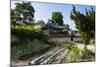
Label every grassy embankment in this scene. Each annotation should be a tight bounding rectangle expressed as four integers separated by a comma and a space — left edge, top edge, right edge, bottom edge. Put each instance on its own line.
11, 25, 54, 60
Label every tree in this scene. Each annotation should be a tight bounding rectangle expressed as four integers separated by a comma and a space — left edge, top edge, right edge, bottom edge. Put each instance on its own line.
15, 2, 35, 21
11, 9, 17, 26
37, 20, 45, 26
70, 6, 95, 59
37, 20, 45, 25
11, 9, 15, 17
70, 6, 95, 53
64, 24, 70, 31
52, 12, 63, 25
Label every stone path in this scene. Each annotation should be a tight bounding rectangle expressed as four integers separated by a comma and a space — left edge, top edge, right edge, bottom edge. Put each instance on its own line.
76, 43, 95, 53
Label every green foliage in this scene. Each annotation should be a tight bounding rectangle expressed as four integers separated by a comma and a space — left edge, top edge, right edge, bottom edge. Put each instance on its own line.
80, 32, 91, 45
52, 12, 63, 25
66, 44, 81, 62
37, 20, 45, 25
11, 9, 16, 17
85, 50, 95, 59
70, 6, 95, 45
71, 46, 81, 61
11, 19, 16, 26
66, 44, 95, 62
63, 24, 70, 31
11, 41, 49, 59
14, 2, 35, 21
56, 42, 76, 50
11, 25, 48, 42
81, 49, 95, 60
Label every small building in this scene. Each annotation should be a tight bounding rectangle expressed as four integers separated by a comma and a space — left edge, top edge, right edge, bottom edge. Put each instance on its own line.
11, 16, 35, 25
41, 19, 70, 37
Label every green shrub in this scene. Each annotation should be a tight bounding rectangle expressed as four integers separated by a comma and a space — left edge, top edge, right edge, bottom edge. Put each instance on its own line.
81, 49, 95, 60
66, 45, 95, 62
58, 42, 76, 50
11, 41, 49, 60
11, 25, 48, 42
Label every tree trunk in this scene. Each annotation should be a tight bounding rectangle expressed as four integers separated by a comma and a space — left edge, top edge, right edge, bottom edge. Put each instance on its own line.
82, 44, 88, 59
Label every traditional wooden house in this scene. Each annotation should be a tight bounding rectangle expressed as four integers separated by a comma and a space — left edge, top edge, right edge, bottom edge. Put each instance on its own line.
11, 16, 35, 25
41, 19, 70, 37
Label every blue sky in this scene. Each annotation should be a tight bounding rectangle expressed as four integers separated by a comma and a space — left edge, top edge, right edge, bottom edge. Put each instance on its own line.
11, 1, 95, 30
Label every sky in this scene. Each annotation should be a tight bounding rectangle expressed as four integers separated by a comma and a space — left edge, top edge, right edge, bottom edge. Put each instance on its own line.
11, 1, 95, 30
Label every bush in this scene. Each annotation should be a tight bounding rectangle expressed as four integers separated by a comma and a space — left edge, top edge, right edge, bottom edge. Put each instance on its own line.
81, 49, 95, 60
57, 42, 76, 50
11, 41, 50, 60
11, 25, 48, 42
66, 45, 95, 62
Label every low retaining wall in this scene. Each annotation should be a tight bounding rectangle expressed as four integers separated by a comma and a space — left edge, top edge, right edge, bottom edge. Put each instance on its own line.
11, 35, 83, 43
50, 37, 83, 43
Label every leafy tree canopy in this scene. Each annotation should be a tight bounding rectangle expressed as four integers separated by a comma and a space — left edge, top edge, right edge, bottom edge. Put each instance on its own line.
70, 6, 95, 45
14, 2, 35, 21
52, 12, 63, 25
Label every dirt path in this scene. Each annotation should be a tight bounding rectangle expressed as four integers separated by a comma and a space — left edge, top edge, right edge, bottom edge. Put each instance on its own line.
76, 43, 95, 53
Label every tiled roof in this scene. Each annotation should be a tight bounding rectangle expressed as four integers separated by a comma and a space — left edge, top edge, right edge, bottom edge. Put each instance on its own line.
16, 20, 34, 25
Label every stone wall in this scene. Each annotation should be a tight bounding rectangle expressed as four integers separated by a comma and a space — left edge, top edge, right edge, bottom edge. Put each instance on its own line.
11, 35, 83, 43
50, 37, 83, 43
